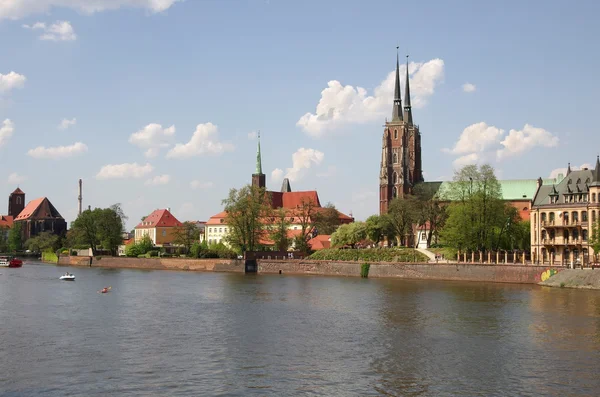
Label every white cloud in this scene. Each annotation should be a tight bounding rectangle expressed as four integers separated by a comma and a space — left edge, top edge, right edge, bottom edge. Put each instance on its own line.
282, 148, 325, 182
0, 72, 26, 94
58, 118, 76, 130
297, 58, 445, 137
271, 168, 283, 182
129, 123, 175, 158
248, 131, 257, 140
1, 0, 181, 19
0, 119, 15, 148
24, 20, 76, 41
96, 162, 154, 180
496, 124, 559, 160
190, 180, 214, 189
462, 83, 476, 93
27, 142, 87, 159
316, 165, 337, 178
7, 172, 26, 184
166, 122, 234, 159
145, 174, 170, 186
444, 122, 504, 155
549, 163, 593, 179
444, 122, 559, 167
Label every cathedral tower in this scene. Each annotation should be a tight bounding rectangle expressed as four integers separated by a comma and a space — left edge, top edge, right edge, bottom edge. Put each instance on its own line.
379, 52, 424, 214
252, 131, 266, 189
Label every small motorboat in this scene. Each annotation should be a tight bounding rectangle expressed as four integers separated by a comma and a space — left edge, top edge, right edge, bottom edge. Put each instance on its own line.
0, 256, 9, 267
60, 273, 75, 281
8, 258, 23, 268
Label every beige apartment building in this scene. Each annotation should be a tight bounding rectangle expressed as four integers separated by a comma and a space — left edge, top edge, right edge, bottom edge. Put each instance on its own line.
530, 158, 600, 266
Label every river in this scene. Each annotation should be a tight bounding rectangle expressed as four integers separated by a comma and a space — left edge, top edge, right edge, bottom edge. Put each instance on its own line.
1, 262, 600, 396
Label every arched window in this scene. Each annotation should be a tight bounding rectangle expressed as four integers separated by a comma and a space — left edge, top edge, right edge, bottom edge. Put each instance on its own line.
393, 153, 397, 163
542, 230, 547, 240
593, 210, 597, 222
593, 193, 597, 203
16, 196, 21, 205
583, 230, 588, 241
392, 187, 398, 198
549, 212, 555, 222
572, 211, 579, 222
582, 211, 588, 222
541, 213, 547, 222
392, 172, 397, 184
573, 229, 579, 240
563, 230, 569, 240
394, 129, 398, 139
549, 229, 555, 239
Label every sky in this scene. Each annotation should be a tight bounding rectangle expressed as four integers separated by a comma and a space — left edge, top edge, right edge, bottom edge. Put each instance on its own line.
1, 0, 600, 230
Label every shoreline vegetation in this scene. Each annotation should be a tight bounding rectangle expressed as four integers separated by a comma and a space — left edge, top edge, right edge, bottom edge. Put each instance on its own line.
306, 248, 429, 262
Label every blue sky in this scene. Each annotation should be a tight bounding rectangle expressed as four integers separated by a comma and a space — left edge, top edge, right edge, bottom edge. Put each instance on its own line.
1, 0, 599, 229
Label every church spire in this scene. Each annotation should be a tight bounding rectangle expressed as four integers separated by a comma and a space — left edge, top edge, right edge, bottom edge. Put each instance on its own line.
392, 47, 403, 122
403, 55, 413, 125
255, 130, 262, 174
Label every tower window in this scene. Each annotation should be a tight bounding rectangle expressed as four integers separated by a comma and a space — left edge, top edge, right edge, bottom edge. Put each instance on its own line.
16, 197, 21, 205
393, 172, 397, 184
393, 152, 398, 163
394, 129, 398, 139
392, 187, 398, 198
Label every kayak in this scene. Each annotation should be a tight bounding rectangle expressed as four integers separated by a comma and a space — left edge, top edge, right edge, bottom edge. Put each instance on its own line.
99, 286, 112, 294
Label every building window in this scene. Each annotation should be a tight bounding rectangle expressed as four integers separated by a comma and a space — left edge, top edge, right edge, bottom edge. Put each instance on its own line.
583, 230, 588, 241
583, 211, 588, 222
573, 229, 580, 240
162, 230, 166, 237
16, 196, 21, 205
549, 212, 555, 222
393, 152, 398, 163
394, 129, 398, 139
593, 193, 597, 203
542, 230, 547, 240
541, 213, 546, 222
549, 229, 555, 240
392, 187, 398, 198
421, 233, 426, 241
219, 228, 222, 233
572, 211, 579, 223
393, 172, 397, 184
593, 211, 597, 222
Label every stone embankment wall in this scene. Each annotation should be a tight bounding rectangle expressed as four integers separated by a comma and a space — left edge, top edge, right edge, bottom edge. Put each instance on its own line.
57, 255, 244, 273
55, 256, 561, 284
260, 260, 557, 284
539, 269, 600, 290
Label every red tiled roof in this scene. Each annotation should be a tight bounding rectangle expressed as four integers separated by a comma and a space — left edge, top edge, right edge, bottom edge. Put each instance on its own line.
206, 211, 227, 225
308, 234, 331, 250
0, 215, 14, 228
123, 238, 134, 246
14, 197, 63, 221
258, 228, 304, 246
281, 191, 321, 209
136, 209, 183, 229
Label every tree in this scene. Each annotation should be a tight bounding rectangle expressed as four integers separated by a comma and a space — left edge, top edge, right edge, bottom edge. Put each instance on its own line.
365, 214, 394, 246
70, 204, 126, 256
8, 222, 23, 252
588, 220, 600, 262
173, 221, 201, 254
440, 164, 505, 251
25, 231, 60, 253
331, 222, 367, 248
387, 196, 419, 246
312, 202, 341, 235
223, 184, 273, 252
269, 208, 291, 251
413, 183, 447, 247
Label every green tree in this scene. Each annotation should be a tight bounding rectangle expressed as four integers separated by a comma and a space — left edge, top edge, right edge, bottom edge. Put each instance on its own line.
223, 184, 273, 252
440, 164, 505, 251
365, 214, 393, 246
8, 222, 23, 252
312, 202, 341, 235
269, 208, 291, 251
413, 183, 447, 247
70, 204, 126, 256
387, 196, 419, 246
331, 222, 367, 248
173, 221, 201, 254
25, 231, 61, 253
137, 234, 154, 254
588, 220, 600, 262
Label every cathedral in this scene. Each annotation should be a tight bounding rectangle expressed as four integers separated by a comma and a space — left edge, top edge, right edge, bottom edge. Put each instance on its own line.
379, 52, 424, 214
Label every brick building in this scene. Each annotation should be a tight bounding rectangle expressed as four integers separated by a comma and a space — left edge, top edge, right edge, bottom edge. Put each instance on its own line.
14, 197, 67, 241
135, 208, 183, 246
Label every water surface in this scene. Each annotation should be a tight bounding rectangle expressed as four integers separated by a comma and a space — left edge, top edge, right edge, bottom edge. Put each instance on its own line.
1, 262, 600, 396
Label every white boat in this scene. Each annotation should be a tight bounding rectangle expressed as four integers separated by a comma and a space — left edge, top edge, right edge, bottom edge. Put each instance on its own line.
0, 256, 8, 267
60, 273, 75, 281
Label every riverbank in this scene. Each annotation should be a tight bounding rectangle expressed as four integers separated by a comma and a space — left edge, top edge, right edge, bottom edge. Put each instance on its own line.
52, 255, 562, 284
539, 269, 600, 290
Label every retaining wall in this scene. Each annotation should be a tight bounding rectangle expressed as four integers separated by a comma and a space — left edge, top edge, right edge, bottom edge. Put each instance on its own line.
55, 256, 562, 284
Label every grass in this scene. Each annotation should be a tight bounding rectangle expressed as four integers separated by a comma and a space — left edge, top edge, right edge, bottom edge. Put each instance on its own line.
428, 247, 458, 260
361, 263, 370, 278
308, 248, 429, 263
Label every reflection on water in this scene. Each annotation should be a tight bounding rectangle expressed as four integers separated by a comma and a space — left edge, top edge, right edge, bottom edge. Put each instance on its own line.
1, 263, 600, 396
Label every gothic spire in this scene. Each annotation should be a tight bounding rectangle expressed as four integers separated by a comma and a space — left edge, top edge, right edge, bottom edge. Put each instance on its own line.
392, 47, 403, 122
255, 131, 263, 175
403, 55, 413, 125
594, 155, 600, 183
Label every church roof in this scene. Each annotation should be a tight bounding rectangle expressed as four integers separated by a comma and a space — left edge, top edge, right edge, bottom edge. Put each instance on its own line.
14, 197, 64, 221
136, 209, 182, 229
11, 187, 24, 195
0, 215, 13, 228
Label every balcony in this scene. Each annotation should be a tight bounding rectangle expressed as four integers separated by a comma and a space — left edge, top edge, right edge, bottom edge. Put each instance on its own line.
541, 239, 555, 245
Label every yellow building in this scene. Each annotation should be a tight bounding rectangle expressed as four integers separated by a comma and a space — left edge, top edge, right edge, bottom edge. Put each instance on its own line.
530, 158, 600, 266
135, 208, 183, 247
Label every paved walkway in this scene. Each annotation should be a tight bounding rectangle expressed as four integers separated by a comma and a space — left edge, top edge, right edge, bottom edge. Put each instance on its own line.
416, 248, 437, 262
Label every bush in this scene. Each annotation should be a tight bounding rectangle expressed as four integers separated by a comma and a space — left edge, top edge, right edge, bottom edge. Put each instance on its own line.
148, 250, 159, 257
307, 248, 428, 262
70, 250, 78, 256
361, 263, 370, 278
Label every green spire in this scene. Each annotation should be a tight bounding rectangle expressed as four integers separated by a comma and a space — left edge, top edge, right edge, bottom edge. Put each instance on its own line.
255, 130, 263, 174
